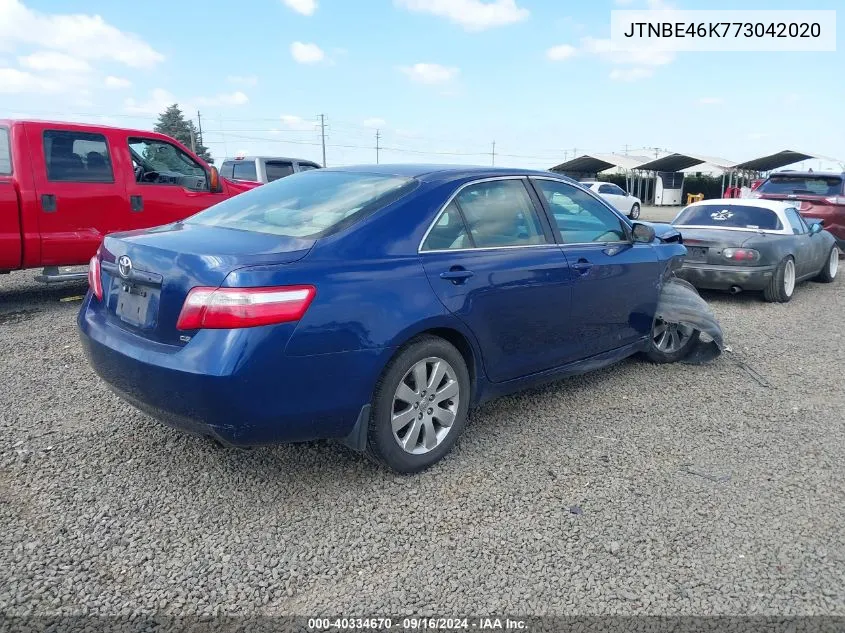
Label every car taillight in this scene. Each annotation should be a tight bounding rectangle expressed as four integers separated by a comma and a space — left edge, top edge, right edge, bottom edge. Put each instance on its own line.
176, 285, 316, 330
824, 196, 845, 205
87, 255, 103, 301
722, 248, 760, 262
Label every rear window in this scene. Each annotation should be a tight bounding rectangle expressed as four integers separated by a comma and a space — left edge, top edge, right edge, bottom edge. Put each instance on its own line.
758, 175, 843, 196
186, 170, 416, 238
674, 204, 783, 231
0, 127, 10, 175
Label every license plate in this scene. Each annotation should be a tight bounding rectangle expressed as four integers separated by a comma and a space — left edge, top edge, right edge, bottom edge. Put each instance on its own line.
116, 285, 151, 327
686, 246, 709, 262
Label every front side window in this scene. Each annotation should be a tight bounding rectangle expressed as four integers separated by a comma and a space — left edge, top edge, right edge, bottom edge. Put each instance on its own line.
232, 160, 259, 182
609, 184, 627, 196
0, 127, 11, 175
265, 161, 295, 181
128, 138, 207, 191
673, 204, 783, 231
785, 208, 807, 234
534, 179, 628, 244
43, 130, 113, 182
449, 179, 546, 249
187, 170, 415, 238
297, 163, 319, 172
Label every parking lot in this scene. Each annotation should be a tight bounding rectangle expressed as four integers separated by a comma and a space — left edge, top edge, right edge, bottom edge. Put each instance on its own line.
1, 232, 844, 616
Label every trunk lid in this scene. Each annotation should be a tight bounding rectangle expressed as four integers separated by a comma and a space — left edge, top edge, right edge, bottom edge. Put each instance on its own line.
675, 228, 763, 264
98, 222, 314, 345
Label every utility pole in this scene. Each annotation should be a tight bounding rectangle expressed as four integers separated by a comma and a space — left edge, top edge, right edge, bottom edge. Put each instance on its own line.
624, 144, 629, 155
375, 129, 381, 164
491, 141, 496, 166
189, 128, 197, 153
319, 114, 327, 167
573, 147, 577, 158
197, 110, 203, 148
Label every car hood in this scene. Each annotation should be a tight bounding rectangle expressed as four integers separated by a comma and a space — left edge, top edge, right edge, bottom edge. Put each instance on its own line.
639, 221, 682, 243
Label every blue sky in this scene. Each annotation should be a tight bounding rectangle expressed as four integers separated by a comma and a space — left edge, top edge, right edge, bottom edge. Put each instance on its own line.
1, 0, 843, 170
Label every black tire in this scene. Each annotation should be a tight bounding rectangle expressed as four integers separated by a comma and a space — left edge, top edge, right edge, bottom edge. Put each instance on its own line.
814, 246, 839, 283
642, 319, 700, 364
763, 256, 795, 303
629, 204, 640, 220
366, 335, 470, 474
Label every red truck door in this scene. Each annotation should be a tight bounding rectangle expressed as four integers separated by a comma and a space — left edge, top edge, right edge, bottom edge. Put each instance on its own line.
123, 134, 228, 229
0, 124, 21, 270
25, 122, 127, 267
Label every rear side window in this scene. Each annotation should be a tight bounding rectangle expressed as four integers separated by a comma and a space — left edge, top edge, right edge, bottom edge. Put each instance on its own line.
43, 130, 113, 182
452, 179, 546, 248
220, 161, 235, 179
265, 161, 294, 182
187, 170, 416, 238
674, 204, 783, 230
0, 127, 10, 175
232, 160, 258, 181
298, 163, 319, 172
421, 201, 471, 251
758, 175, 843, 196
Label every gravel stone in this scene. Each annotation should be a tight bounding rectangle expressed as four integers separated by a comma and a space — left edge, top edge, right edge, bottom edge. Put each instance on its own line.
1, 248, 844, 616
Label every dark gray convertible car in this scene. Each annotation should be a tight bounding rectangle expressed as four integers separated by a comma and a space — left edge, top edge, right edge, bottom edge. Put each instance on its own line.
671, 199, 839, 302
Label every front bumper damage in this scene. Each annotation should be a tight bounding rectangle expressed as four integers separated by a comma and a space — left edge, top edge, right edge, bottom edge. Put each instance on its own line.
656, 277, 725, 364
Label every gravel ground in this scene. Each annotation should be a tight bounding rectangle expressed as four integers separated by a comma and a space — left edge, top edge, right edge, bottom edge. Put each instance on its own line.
1, 258, 844, 618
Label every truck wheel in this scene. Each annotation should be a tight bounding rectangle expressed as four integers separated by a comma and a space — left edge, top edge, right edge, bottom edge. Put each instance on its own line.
366, 335, 470, 474
763, 257, 795, 302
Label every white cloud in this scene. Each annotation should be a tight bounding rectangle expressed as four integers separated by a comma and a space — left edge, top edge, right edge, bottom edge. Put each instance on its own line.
197, 91, 249, 107
279, 114, 316, 131
546, 44, 577, 61
698, 97, 724, 105
363, 117, 387, 128
282, 0, 317, 15
609, 67, 653, 82
227, 75, 258, 86
400, 62, 459, 84
290, 41, 325, 64
18, 51, 91, 72
104, 75, 131, 89
0, 0, 164, 68
0, 67, 64, 93
581, 37, 674, 66
124, 88, 176, 115
395, 0, 528, 31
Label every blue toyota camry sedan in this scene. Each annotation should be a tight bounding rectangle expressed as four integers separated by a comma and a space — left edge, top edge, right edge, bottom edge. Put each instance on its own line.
79, 165, 713, 473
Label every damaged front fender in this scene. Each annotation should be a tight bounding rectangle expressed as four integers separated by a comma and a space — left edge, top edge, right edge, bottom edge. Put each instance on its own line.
656, 276, 725, 364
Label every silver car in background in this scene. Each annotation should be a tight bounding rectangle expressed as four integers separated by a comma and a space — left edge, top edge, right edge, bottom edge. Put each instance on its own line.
219, 155, 322, 184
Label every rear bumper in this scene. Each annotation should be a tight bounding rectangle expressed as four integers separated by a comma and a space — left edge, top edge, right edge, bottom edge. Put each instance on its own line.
78, 297, 387, 447
675, 262, 776, 291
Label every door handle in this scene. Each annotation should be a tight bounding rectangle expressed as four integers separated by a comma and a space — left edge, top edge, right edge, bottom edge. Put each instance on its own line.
572, 258, 593, 274
440, 267, 474, 284
130, 195, 143, 212
41, 194, 56, 213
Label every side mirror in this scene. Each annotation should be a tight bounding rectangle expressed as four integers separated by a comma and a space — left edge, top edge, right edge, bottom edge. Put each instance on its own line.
209, 166, 223, 193
631, 222, 655, 243
808, 221, 823, 235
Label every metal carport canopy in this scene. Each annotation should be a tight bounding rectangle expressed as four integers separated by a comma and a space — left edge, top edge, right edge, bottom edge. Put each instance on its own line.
731, 150, 840, 172
549, 153, 649, 173
634, 153, 736, 172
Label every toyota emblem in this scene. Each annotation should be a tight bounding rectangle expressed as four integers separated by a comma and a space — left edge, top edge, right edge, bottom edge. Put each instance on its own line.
117, 255, 133, 279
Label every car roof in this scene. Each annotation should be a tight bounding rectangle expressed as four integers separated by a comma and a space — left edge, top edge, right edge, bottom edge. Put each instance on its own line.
222, 156, 320, 163
321, 163, 573, 183
768, 171, 844, 178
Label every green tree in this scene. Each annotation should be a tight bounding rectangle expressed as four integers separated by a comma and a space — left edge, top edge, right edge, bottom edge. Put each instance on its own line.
153, 104, 213, 164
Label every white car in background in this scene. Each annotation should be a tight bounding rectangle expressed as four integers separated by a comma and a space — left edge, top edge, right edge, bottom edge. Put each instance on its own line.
581, 181, 642, 219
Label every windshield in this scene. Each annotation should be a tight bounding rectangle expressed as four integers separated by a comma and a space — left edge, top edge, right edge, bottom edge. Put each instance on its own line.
186, 170, 415, 238
758, 175, 843, 196
673, 204, 783, 230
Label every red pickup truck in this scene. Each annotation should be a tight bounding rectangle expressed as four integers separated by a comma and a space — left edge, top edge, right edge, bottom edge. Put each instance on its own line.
0, 119, 255, 282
